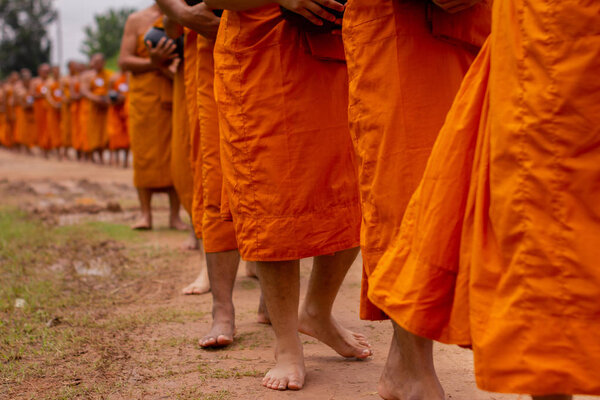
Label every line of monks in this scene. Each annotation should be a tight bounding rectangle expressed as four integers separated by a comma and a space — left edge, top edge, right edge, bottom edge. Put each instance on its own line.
0, 58, 130, 167
3, 0, 599, 399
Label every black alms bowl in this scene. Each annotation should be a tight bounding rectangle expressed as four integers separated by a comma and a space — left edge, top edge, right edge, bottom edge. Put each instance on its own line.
280, 0, 347, 34
144, 27, 184, 59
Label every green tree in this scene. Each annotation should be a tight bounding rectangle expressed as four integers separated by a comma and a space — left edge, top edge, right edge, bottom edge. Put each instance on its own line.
80, 8, 135, 60
0, 0, 57, 77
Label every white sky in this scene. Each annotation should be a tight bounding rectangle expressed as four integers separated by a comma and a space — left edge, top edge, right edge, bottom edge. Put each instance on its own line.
49, 0, 153, 68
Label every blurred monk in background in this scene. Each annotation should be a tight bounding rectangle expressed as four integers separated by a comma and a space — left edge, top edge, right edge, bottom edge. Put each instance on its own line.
81, 54, 112, 164
107, 71, 130, 168
68, 62, 84, 161
45, 66, 63, 155
15, 69, 36, 153
119, 2, 188, 231
59, 61, 78, 160
32, 64, 51, 155
5, 72, 20, 150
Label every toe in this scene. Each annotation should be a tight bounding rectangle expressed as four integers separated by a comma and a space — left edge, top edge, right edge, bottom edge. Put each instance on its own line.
216, 335, 234, 346
288, 376, 303, 390
199, 336, 216, 348
277, 377, 289, 391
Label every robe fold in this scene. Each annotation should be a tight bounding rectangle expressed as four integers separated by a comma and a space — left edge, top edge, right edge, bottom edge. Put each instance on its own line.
60, 81, 72, 149
342, 0, 483, 320
214, 6, 360, 261
70, 81, 83, 152
194, 33, 237, 253
129, 24, 173, 189
171, 44, 195, 215
370, 0, 600, 395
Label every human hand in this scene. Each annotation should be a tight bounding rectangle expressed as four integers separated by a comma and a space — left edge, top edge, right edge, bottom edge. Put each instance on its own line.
277, 0, 344, 26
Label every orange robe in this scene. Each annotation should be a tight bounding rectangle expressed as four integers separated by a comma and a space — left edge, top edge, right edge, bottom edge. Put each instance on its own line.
16, 97, 37, 148
214, 6, 360, 260
185, 30, 203, 238
0, 107, 6, 147
129, 26, 173, 189
82, 70, 112, 152
193, 33, 238, 253
70, 81, 82, 151
60, 81, 72, 149
171, 36, 194, 215
107, 75, 130, 150
34, 83, 49, 149
6, 87, 17, 147
342, 0, 487, 320
370, 0, 600, 395
46, 81, 62, 149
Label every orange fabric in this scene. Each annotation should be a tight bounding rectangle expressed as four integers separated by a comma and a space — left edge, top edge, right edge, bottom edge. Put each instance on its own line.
370, 0, 600, 395
171, 56, 194, 215
194, 34, 237, 253
46, 81, 62, 149
5, 87, 16, 147
214, 6, 360, 261
0, 109, 6, 147
60, 80, 72, 148
342, 0, 480, 320
70, 81, 82, 151
129, 30, 173, 189
184, 30, 203, 238
16, 100, 36, 148
83, 69, 112, 152
34, 83, 48, 149
107, 75, 130, 150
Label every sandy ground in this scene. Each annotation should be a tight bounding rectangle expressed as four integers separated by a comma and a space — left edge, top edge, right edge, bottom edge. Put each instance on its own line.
0, 148, 592, 400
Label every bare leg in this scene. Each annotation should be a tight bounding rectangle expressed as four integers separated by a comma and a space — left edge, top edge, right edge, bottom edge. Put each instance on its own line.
257, 292, 270, 325
131, 188, 152, 230
532, 396, 572, 400
123, 149, 129, 168
200, 249, 240, 348
378, 322, 444, 400
167, 187, 189, 230
245, 261, 258, 278
298, 247, 372, 359
256, 260, 305, 391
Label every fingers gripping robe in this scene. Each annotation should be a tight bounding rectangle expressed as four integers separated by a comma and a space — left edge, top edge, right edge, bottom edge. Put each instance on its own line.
278, 0, 345, 25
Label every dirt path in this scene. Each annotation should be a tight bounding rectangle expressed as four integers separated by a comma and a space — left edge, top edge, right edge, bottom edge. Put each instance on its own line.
0, 149, 570, 400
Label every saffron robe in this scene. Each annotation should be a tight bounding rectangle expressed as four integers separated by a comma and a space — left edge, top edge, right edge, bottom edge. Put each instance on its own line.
214, 6, 361, 260
107, 75, 130, 151
370, 0, 600, 395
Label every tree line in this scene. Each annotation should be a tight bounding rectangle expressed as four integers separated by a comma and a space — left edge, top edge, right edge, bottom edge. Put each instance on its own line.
0, 0, 134, 77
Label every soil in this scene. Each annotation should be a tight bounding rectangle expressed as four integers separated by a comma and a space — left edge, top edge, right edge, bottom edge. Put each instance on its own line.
0, 149, 581, 400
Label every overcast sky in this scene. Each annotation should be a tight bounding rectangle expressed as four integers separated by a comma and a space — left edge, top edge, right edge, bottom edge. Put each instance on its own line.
48, 0, 153, 67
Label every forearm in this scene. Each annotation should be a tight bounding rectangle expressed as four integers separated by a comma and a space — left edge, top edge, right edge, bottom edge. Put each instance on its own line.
156, 0, 188, 24
204, 0, 273, 11
164, 15, 184, 39
119, 55, 156, 74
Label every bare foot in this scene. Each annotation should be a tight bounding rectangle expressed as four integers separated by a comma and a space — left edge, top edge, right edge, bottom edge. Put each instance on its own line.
182, 269, 210, 295
131, 216, 152, 230
170, 217, 190, 231
298, 311, 372, 359
257, 294, 270, 325
245, 261, 258, 278
378, 325, 444, 400
182, 231, 200, 250
199, 304, 235, 348
262, 344, 305, 391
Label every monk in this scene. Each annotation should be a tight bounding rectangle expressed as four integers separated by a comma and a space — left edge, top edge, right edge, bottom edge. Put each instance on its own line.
107, 71, 130, 168
5, 72, 20, 150
337, 0, 491, 398
369, 0, 600, 399
68, 63, 85, 161
81, 54, 112, 164
204, 0, 371, 391
31, 64, 51, 154
45, 66, 63, 153
59, 61, 78, 160
161, 18, 198, 249
15, 69, 37, 153
119, 3, 188, 231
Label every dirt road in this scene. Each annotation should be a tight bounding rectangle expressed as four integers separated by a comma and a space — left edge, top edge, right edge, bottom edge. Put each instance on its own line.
0, 149, 573, 400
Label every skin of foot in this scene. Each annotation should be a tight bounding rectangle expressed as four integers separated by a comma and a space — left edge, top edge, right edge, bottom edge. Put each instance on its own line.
298, 310, 372, 359
377, 323, 444, 400
182, 269, 210, 295
199, 303, 235, 348
262, 341, 306, 391
131, 215, 152, 230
